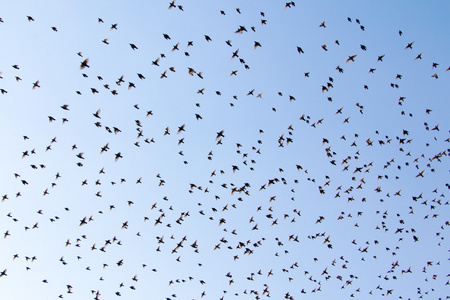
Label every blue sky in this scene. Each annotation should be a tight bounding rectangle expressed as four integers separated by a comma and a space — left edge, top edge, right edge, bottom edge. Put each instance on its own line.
0, 1, 449, 299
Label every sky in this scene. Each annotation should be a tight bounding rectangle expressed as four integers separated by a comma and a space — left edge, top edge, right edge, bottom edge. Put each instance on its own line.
0, 0, 449, 299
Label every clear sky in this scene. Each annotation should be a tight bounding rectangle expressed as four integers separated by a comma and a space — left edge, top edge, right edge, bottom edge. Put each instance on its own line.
0, 1, 449, 299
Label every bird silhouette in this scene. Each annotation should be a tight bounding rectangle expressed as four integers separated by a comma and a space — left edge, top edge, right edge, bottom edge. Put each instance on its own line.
80, 59, 89, 69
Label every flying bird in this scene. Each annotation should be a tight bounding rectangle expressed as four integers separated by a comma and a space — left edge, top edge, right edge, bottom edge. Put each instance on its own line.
405, 41, 414, 49
80, 59, 89, 69
346, 55, 357, 63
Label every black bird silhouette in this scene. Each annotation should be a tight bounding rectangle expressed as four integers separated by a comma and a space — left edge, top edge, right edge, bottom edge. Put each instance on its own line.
405, 41, 414, 49
80, 59, 89, 69
346, 55, 357, 63
115, 152, 123, 161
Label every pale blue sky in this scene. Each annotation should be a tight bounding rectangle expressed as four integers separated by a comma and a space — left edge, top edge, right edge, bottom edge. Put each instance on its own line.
0, 1, 449, 299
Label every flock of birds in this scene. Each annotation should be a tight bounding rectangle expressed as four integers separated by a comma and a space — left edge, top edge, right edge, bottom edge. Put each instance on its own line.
0, 1, 449, 300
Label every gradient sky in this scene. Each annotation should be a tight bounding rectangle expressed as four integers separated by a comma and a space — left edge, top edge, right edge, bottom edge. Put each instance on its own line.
0, 1, 449, 299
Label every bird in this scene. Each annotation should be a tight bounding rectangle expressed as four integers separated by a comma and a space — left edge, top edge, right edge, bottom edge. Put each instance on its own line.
29, 80, 41, 91
216, 130, 225, 140
152, 58, 160, 66
80, 59, 89, 69
346, 55, 357, 63
188, 68, 196, 76
115, 152, 123, 161
177, 124, 185, 134
231, 49, 239, 59
405, 41, 414, 49
116, 75, 125, 85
